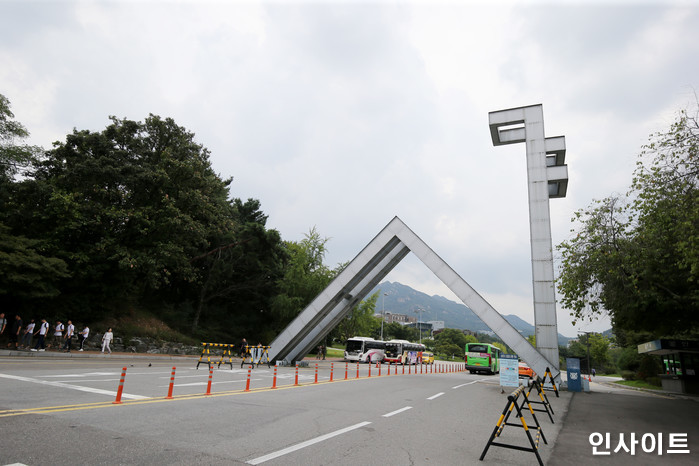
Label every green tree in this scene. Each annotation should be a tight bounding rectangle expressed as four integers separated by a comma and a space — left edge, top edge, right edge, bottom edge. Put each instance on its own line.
189, 199, 287, 339
380, 322, 419, 342
334, 293, 380, 342
589, 333, 612, 372
464, 334, 478, 345
0, 224, 69, 301
0, 93, 41, 181
435, 328, 468, 349
434, 328, 470, 358
4, 114, 239, 322
0, 94, 69, 311
270, 228, 338, 331
557, 106, 698, 336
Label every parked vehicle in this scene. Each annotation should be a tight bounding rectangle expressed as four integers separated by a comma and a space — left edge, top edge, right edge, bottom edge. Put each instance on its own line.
344, 337, 386, 363
384, 339, 425, 364
518, 361, 535, 378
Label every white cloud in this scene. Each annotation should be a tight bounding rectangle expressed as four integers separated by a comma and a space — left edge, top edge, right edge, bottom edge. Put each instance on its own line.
2, 0, 695, 340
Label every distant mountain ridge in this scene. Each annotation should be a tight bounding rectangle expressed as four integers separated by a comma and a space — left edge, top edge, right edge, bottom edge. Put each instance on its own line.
370, 281, 573, 346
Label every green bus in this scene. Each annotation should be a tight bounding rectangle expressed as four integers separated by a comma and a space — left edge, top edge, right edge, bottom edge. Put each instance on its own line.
465, 342, 501, 374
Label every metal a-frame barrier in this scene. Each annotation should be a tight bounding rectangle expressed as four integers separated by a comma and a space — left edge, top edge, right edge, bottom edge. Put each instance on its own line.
268, 216, 560, 384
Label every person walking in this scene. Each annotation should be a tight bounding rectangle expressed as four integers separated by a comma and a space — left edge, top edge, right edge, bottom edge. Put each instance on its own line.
101, 328, 113, 354
51, 320, 64, 349
20, 318, 35, 349
78, 325, 89, 351
31, 319, 49, 351
62, 320, 75, 352
8, 315, 22, 349
0, 313, 6, 344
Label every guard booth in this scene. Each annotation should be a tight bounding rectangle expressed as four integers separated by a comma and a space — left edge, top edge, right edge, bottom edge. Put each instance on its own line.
638, 339, 699, 394
566, 357, 582, 392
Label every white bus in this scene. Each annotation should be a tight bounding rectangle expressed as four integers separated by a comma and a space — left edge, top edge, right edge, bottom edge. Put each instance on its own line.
384, 339, 426, 365
344, 337, 386, 363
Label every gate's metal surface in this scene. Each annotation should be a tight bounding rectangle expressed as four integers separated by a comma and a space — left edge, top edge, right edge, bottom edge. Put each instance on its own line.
488, 104, 568, 374
268, 217, 560, 382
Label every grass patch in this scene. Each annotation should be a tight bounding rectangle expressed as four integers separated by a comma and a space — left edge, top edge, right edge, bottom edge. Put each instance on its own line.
614, 380, 663, 391
98, 309, 197, 345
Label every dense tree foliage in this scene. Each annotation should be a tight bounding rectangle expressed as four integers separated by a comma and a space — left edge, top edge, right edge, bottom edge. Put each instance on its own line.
0, 97, 293, 343
0, 94, 41, 181
270, 228, 340, 337
1, 94, 69, 309
557, 106, 698, 336
332, 292, 380, 342
432, 328, 468, 358
566, 333, 613, 373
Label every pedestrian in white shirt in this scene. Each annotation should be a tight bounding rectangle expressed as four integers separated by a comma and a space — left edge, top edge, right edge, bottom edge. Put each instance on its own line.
31, 319, 49, 351
101, 328, 113, 354
78, 325, 89, 351
51, 321, 64, 349
21, 319, 35, 349
62, 320, 75, 352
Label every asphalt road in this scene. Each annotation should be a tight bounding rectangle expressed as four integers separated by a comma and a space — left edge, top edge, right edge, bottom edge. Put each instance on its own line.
0, 355, 571, 465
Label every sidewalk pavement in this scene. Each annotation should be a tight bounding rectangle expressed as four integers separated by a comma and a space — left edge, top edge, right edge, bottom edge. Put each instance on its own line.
549, 383, 699, 464
0, 348, 199, 360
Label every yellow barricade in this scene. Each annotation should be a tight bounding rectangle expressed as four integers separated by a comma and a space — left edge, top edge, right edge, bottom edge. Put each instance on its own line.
539, 366, 560, 397
196, 343, 234, 370
240, 345, 271, 368
479, 385, 547, 466
526, 378, 555, 423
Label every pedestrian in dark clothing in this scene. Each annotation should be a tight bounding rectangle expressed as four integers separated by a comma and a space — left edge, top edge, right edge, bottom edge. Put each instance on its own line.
8, 315, 22, 349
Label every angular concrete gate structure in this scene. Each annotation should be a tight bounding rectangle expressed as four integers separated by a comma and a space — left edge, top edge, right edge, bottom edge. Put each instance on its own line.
268, 216, 560, 382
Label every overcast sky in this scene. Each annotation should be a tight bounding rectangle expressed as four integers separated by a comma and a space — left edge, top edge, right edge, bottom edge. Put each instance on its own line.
2, 0, 697, 338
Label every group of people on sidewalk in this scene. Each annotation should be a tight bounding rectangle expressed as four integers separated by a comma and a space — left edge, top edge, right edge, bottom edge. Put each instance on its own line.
0, 313, 114, 354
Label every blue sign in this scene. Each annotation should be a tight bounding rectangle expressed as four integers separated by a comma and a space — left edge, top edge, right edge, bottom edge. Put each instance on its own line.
566, 357, 582, 392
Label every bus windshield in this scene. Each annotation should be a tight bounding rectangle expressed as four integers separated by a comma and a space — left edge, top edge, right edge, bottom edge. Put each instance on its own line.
345, 340, 365, 353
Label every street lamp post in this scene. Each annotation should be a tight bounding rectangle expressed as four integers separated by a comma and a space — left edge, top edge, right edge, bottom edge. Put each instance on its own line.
381, 292, 387, 341
414, 308, 424, 344
579, 332, 592, 379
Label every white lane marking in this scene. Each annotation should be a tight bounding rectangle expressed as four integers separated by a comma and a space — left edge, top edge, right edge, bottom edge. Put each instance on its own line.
42, 371, 171, 378
427, 392, 444, 400
452, 378, 488, 389
158, 374, 213, 379
382, 406, 412, 417
247, 421, 372, 465
49, 378, 122, 383
165, 378, 264, 387
0, 373, 148, 400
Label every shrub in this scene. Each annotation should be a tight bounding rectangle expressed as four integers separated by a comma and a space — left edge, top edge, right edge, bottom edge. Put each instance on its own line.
620, 370, 636, 381
644, 376, 662, 387
637, 355, 661, 380
616, 346, 641, 372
